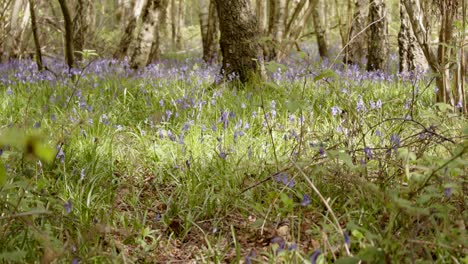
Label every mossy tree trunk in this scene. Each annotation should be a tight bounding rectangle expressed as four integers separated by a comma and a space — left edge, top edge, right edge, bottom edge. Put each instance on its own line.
215, 0, 260, 83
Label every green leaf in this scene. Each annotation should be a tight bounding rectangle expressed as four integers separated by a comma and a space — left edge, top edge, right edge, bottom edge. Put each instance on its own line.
357, 247, 385, 263
434, 103, 453, 113
0, 250, 27, 262
286, 99, 305, 112
264, 61, 288, 74
313, 69, 338, 82
32, 141, 55, 163
335, 256, 360, 264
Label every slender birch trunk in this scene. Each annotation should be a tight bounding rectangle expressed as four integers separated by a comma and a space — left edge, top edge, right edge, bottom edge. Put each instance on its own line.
130, 0, 161, 69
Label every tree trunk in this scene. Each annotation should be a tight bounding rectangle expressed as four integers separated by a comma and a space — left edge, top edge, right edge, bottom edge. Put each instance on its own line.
175, 0, 184, 50
215, 0, 260, 82
269, 0, 285, 60
72, 0, 91, 61
171, 0, 176, 46
28, 0, 43, 70
256, 0, 267, 35
5, 0, 30, 61
280, 0, 315, 58
343, 0, 367, 66
115, 0, 145, 59
402, 0, 459, 106
366, 0, 388, 71
116, 0, 134, 25
58, 0, 74, 69
398, 0, 427, 72
199, 0, 219, 63
130, 0, 161, 69
311, 0, 328, 58
159, 0, 169, 37
284, 0, 307, 39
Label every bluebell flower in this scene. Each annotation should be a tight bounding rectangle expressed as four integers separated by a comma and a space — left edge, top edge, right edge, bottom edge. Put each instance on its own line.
80, 169, 85, 180
344, 230, 350, 246
364, 147, 373, 159
288, 243, 297, 250
444, 187, 453, 198
390, 134, 401, 148
57, 146, 65, 163
356, 96, 366, 112
154, 213, 161, 222
331, 106, 342, 116
218, 151, 227, 160
219, 111, 229, 130
319, 147, 326, 157
301, 194, 311, 206
165, 110, 172, 121
376, 99, 382, 109
64, 199, 73, 214
310, 249, 321, 264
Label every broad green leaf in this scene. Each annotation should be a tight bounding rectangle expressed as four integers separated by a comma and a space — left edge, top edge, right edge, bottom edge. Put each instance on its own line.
357, 247, 385, 262
335, 256, 360, 264
313, 69, 338, 82
32, 141, 56, 163
0, 250, 27, 262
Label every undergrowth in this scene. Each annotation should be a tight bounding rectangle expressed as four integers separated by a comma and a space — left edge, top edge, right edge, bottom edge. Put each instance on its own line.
0, 57, 466, 263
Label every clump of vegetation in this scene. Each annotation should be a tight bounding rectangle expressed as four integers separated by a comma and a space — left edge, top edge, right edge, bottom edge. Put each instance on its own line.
0, 55, 466, 263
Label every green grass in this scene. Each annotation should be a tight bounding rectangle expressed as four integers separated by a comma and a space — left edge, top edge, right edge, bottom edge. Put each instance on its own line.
0, 61, 466, 263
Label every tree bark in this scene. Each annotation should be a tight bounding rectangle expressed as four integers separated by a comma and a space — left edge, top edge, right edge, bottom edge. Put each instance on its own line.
271, 0, 286, 60
256, 0, 267, 35
28, 0, 43, 70
343, 0, 367, 67
215, 0, 260, 82
311, 0, 328, 58
5, 0, 30, 61
171, 0, 176, 46
398, 0, 427, 72
116, 0, 134, 25
72, 0, 91, 61
199, 0, 219, 63
114, 0, 144, 59
58, 0, 74, 69
366, 0, 388, 71
175, 0, 184, 50
402, 0, 458, 105
130, 0, 161, 69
